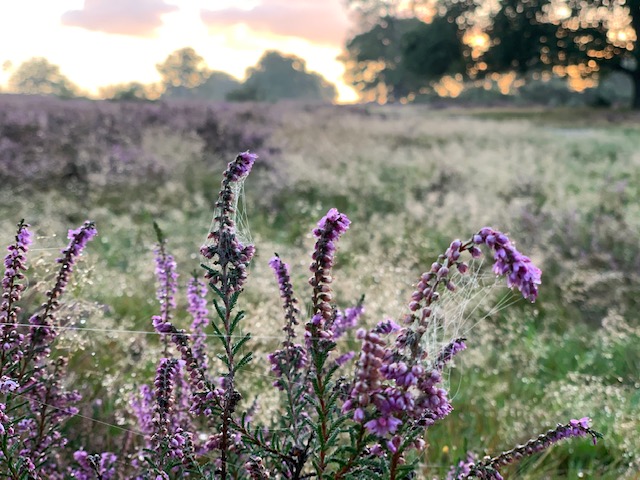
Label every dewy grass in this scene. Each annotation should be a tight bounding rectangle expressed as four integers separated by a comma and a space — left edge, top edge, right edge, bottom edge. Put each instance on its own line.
0, 152, 603, 478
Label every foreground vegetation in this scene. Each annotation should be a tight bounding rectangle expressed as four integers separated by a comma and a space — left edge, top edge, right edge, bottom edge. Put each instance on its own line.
0, 96, 638, 478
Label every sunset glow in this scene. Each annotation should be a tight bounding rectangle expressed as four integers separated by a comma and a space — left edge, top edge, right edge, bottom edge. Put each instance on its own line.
0, 1, 360, 103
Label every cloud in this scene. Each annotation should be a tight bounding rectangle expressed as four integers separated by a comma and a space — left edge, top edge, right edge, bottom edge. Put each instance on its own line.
200, 0, 351, 46
61, 0, 178, 37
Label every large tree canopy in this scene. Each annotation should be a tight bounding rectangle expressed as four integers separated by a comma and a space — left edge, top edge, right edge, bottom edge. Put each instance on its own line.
156, 47, 210, 90
8, 57, 79, 98
342, 16, 427, 102
230, 51, 336, 102
343, 0, 640, 107
481, 0, 640, 106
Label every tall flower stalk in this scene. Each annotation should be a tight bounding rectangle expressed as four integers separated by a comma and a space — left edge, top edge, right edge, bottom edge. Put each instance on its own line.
303, 207, 351, 476
200, 151, 257, 479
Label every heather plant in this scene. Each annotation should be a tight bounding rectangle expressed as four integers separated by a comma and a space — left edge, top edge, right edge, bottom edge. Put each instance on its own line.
2, 102, 637, 477
116, 152, 600, 479
0, 219, 98, 478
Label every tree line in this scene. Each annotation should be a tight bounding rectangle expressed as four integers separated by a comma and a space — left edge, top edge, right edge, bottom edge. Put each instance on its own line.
2, 48, 337, 103
3, 0, 639, 107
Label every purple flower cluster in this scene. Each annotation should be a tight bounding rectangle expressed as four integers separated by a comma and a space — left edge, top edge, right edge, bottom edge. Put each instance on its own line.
1, 221, 31, 364
245, 455, 270, 479
28, 221, 97, 354
267, 344, 307, 389
472, 227, 542, 302
269, 255, 300, 341
71, 449, 118, 480
187, 277, 210, 371
226, 151, 258, 182
308, 208, 350, 337
151, 358, 183, 460
435, 337, 467, 370
152, 241, 179, 319
447, 452, 477, 480
200, 152, 258, 293
332, 303, 364, 339
343, 316, 458, 444
267, 255, 309, 389
463, 417, 600, 479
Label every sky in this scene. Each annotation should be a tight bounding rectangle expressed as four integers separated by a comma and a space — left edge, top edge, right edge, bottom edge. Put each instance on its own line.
0, 0, 359, 102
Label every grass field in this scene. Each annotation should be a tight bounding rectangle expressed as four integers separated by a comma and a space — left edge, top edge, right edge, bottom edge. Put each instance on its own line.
1, 96, 639, 478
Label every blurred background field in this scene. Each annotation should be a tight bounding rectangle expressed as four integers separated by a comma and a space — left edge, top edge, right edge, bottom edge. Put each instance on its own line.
1, 96, 638, 478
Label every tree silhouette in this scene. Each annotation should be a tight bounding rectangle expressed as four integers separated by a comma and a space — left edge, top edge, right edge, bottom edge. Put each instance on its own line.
342, 16, 426, 102
156, 47, 210, 90
229, 51, 336, 102
8, 57, 79, 98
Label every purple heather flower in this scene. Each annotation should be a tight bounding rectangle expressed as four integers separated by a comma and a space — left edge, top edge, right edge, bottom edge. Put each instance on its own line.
187, 276, 209, 371
435, 337, 467, 370
473, 227, 541, 302
131, 384, 155, 439
0, 376, 18, 393
28, 221, 97, 355
71, 450, 118, 480
335, 351, 355, 366
153, 242, 179, 313
364, 416, 402, 436
309, 208, 351, 326
151, 358, 181, 458
200, 152, 257, 293
227, 151, 258, 182
245, 455, 270, 479
1, 221, 31, 362
447, 452, 478, 480
267, 344, 307, 389
332, 303, 364, 339
269, 255, 300, 343
464, 417, 601, 479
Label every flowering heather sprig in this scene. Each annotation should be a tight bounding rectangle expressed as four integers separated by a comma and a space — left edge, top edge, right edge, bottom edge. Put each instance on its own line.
151, 358, 181, 461
1, 220, 31, 367
343, 316, 457, 446
187, 276, 210, 371
447, 452, 477, 480
153, 227, 179, 317
71, 449, 118, 480
332, 301, 364, 339
200, 151, 257, 294
472, 227, 541, 302
28, 221, 97, 356
462, 418, 602, 479
268, 254, 308, 389
131, 384, 155, 439
269, 255, 300, 344
401, 229, 541, 363
308, 208, 350, 333
151, 317, 215, 414
434, 337, 467, 371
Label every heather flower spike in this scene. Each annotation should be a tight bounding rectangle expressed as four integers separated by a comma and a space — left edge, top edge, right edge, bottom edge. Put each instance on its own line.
472, 227, 541, 302
28, 220, 97, 355
200, 151, 257, 293
461, 418, 602, 479
1, 220, 32, 364
268, 254, 307, 389
308, 207, 350, 334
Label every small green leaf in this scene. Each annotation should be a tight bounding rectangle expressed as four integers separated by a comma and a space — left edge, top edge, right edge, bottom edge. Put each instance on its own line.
232, 333, 251, 355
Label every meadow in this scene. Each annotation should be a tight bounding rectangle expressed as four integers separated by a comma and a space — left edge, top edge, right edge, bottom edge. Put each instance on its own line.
0, 95, 638, 478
